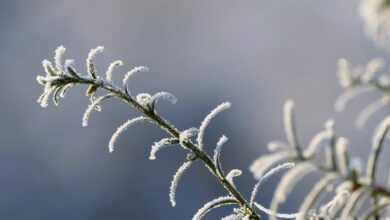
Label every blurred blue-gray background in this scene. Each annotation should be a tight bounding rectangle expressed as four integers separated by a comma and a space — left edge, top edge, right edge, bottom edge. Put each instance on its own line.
1, 0, 389, 219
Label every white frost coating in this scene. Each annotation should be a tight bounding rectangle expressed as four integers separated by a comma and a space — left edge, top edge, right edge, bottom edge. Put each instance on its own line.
254, 203, 302, 219
267, 141, 289, 152
38, 86, 55, 108
319, 190, 350, 219
283, 99, 298, 148
151, 91, 178, 107
108, 116, 148, 153
213, 135, 229, 166
197, 102, 231, 150
42, 60, 56, 76
64, 59, 74, 70
336, 137, 349, 176
170, 161, 193, 207
82, 95, 112, 127
149, 138, 177, 160
269, 163, 316, 220
192, 196, 236, 220
136, 93, 152, 108
335, 87, 374, 112
54, 45, 66, 71
337, 58, 354, 88
225, 169, 242, 187
36, 75, 46, 85
250, 151, 293, 179
122, 66, 149, 87
105, 60, 123, 81
297, 173, 338, 220
356, 96, 390, 128
179, 128, 198, 148
86, 46, 104, 76
59, 83, 74, 98
250, 163, 294, 206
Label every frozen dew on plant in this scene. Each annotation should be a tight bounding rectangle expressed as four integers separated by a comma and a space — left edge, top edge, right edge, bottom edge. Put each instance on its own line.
335, 57, 390, 128
86, 46, 104, 78
269, 162, 317, 220
35, 46, 390, 220
82, 94, 113, 127
169, 161, 193, 207
179, 127, 198, 148
283, 99, 299, 150
192, 196, 237, 220
225, 169, 242, 188
149, 137, 178, 160
122, 66, 149, 88
250, 162, 295, 206
197, 102, 231, 150
108, 116, 149, 153
105, 60, 123, 82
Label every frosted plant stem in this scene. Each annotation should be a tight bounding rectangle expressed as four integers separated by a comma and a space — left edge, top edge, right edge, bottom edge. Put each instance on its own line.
69, 75, 260, 219
59, 74, 390, 220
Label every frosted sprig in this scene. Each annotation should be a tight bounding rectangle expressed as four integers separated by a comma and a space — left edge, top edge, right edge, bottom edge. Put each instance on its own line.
150, 91, 178, 112
335, 58, 390, 128
250, 151, 294, 180
36, 46, 265, 219
37, 46, 80, 108
197, 102, 231, 150
86, 46, 104, 78
179, 128, 198, 148
269, 163, 317, 220
213, 135, 229, 175
105, 60, 123, 82
192, 196, 237, 220
226, 169, 242, 188
82, 94, 113, 127
136, 93, 152, 108
169, 161, 193, 207
36, 46, 390, 220
122, 66, 149, 88
108, 116, 149, 153
149, 137, 178, 160
54, 45, 66, 71
283, 99, 302, 156
250, 163, 294, 206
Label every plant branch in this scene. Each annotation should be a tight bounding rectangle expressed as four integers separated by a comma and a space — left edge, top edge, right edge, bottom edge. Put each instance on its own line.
70, 75, 260, 219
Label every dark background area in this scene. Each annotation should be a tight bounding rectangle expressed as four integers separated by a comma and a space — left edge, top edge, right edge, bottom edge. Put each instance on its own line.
0, 0, 389, 219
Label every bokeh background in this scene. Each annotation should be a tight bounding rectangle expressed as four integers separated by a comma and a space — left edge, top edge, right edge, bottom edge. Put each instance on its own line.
1, 0, 389, 219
